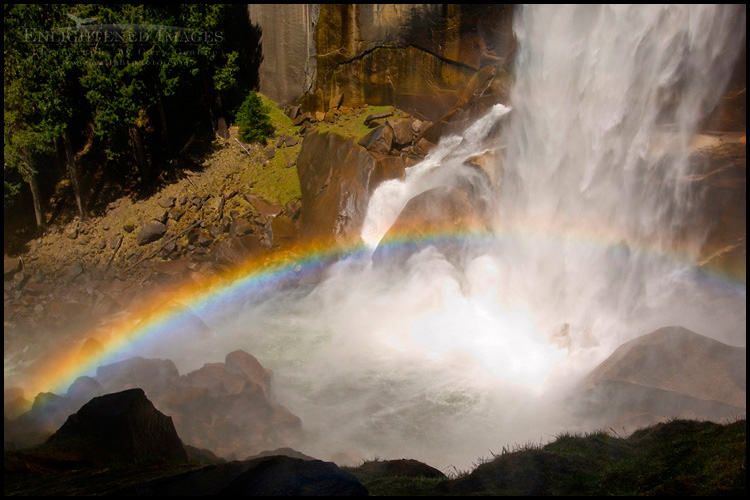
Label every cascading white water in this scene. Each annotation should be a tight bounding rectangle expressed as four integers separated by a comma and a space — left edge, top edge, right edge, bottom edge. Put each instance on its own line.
490, 4, 746, 348
41, 5, 742, 471
194, 4, 746, 470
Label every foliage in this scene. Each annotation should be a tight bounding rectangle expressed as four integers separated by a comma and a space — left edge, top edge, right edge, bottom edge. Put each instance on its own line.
236, 91, 273, 144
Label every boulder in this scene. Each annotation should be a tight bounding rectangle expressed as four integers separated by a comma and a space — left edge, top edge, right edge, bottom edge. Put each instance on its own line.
185, 363, 247, 397
43, 388, 187, 464
96, 356, 181, 397
387, 118, 415, 147
158, 197, 176, 208
65, 376, 105, 406
225, 350, 272, 394
351, 458, 446, 481
579, 326, 746, 431
358, 125, 393, 154
364, 110, 394, 125
136, 222, 167, 246
583, 326, 746, 408
297, 130, 406, 243
220, 456, 368, 496
372, 186, 491, 266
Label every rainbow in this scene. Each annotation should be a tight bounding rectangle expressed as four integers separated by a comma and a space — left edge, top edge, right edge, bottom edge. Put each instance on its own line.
14, 222, 746, 399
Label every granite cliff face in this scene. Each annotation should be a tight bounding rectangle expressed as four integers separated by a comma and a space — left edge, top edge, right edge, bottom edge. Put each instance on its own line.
248, 4, 515, 121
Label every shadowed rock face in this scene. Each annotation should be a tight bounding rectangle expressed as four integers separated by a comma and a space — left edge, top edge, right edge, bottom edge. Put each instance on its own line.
44, 388, 187, 464
578, 326, 746, 430
220, 456, 369, 496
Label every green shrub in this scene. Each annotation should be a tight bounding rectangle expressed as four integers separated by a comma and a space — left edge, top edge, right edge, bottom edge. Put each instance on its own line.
236, 91, 274, 144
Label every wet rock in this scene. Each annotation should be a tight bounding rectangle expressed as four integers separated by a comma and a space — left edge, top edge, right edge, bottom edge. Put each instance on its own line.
373, 186, 490, 266
96, 357, 181, 398
230, 218, 255, 237
225, 350, 273, 394
358, 125, 393, 154
364, 110, 393, 125
369, 154, 407, 194
185, 363, 247, 397
388, 118, 415, 147
158, 197, 176, 208
464, 150, 500, 188
297, 130, 404, 242
4, 257, 22, 280
220, 456, 368, 496
136, 222, 168, 245
414, 137, 436, 156
42, 388, 188, 464
65, 376, 105, 406
580, 326, 747, 431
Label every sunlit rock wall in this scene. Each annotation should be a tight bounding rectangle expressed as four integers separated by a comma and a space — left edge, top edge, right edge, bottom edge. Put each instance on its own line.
249, 4, 515, 121
247, 4, 319, 105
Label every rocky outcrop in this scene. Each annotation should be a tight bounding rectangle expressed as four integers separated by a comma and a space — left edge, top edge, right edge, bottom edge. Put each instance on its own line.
296, 130, 408, 243
5, 351, 302, 462
578, 326, 746, 430
41, 388, 187, 465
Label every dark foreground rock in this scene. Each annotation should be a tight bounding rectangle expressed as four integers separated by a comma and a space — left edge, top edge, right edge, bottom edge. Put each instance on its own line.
4, 419, 744, 496
220, 456, 368, 496
41, 388, 187, 465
